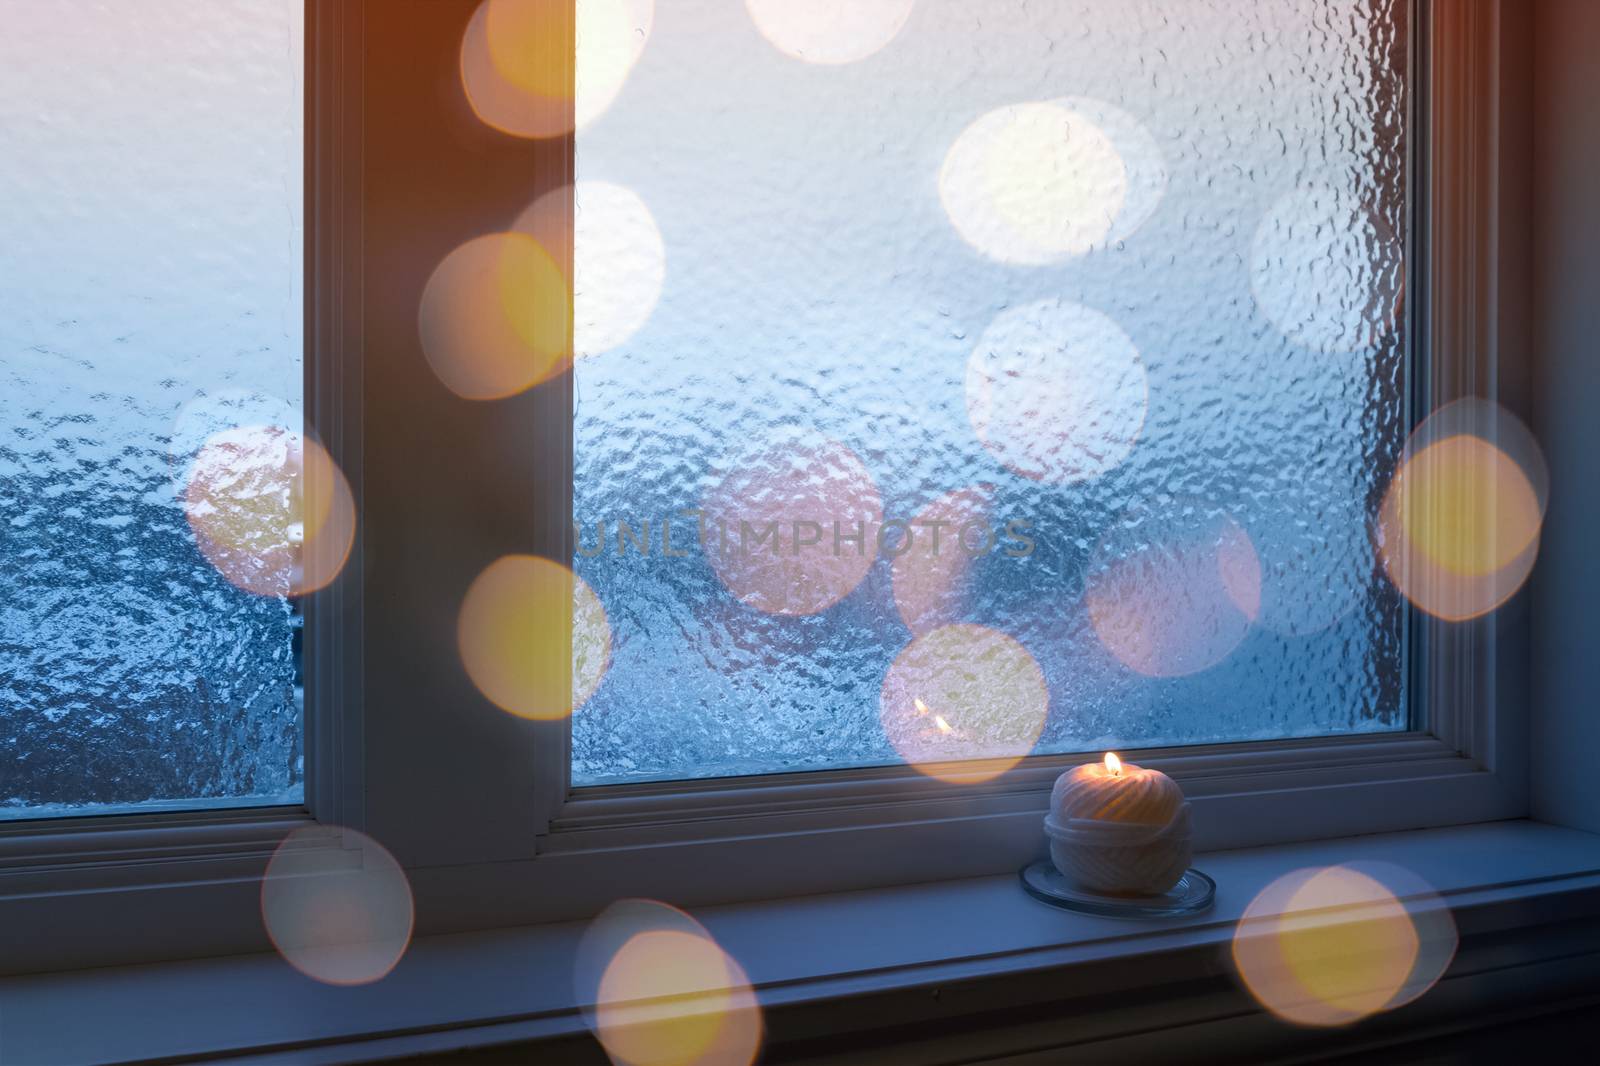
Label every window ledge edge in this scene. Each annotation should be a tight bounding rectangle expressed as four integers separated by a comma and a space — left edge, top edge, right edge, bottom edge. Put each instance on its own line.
4, 819, 1599, 1065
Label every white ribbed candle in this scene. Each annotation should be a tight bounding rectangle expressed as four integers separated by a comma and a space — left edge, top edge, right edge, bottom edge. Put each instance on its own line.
1045, 755, 1191, 896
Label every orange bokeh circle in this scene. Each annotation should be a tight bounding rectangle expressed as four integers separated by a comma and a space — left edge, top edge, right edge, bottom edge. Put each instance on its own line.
458, 554, 611, 720
418, 231, 571, 400
1376, 399, 1548, 621
578, 899, 763, 1066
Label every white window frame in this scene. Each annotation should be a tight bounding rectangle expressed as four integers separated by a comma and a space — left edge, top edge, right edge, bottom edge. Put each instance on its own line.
0, 0, 1533, 976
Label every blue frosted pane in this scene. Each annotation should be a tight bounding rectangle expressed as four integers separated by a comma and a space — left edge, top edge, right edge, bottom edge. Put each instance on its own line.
0, 1, 304, 816
572, 0, 1409, 784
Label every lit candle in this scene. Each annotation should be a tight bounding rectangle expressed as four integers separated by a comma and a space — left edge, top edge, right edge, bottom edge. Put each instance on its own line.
1045, 752, 1192, 896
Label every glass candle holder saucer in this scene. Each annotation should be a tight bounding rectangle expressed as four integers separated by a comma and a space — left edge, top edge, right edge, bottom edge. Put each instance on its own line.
1019, 859, 1215, 918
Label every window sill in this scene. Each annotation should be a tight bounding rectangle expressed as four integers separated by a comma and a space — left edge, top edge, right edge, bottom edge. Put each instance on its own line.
4, 820, 1600, 1064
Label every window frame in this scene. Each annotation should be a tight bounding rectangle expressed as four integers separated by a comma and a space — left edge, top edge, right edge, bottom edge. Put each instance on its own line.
0, 0, 1534, 976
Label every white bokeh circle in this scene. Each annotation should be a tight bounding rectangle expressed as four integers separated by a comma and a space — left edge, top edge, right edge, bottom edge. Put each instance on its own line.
515, 180, 665, 359
940, 98, 1163, 264
745, 0, 915, 65
966, 299, 1148, 484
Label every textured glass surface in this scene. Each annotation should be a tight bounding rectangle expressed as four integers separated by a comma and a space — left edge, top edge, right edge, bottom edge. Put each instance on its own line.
572, 0, 1409, 784
0, 1, 304, 816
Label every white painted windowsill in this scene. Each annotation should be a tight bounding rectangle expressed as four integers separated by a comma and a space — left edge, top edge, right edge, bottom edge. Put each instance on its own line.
4, 820, 1600, 1065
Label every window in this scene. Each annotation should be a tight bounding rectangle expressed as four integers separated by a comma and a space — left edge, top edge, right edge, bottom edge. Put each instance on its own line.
0, 0, 307, 818
0, 0, 1533, 980
565, 0, 1411, 785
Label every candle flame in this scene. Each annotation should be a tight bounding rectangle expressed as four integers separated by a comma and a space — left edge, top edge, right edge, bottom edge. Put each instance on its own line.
914, 697, 930, 716
1104, 751, 1122, 776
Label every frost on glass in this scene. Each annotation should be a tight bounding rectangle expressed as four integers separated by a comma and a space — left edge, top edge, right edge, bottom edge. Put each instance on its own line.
571, 0, 1409, 784
0, 1, 304, 816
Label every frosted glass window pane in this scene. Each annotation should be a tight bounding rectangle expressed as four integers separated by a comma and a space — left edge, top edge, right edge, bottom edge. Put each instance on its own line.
571, 0, 1409, 785
0, 1, 305, 816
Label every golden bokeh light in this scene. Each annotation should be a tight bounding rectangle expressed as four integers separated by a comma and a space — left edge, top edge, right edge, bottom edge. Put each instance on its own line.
515, 181, 665, 359
418, 231, 571, 400
1233, 864, 1457, 1027
1376, 399, 1548, 621
965, 299, 1148, 484
461, 0, 653, 138
484, 0, 571, 98
1086, 508, 1261, 678
460, 0, 569, 139
458, 555, 611, 720
184, 425, 356, 598
880, 624, 1049, 783
745, 0, 915, 65
940, 99, 1132, 264
1250, 181, 1402, 354
1353, 862, 1459, 1013
260, 826, 414, 987
1395, 436, 1540, 576
702, 438, 883, 616
579, 899, 763, 1066
891, 486, 991, 634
